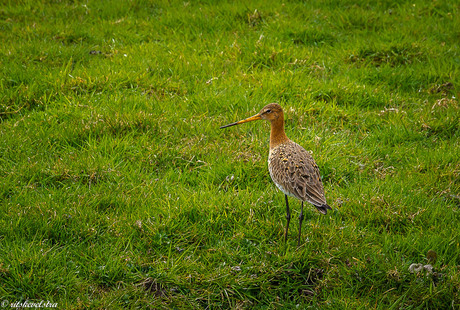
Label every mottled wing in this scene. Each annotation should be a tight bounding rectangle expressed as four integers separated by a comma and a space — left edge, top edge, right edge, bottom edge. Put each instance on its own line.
269, 142, 331, 214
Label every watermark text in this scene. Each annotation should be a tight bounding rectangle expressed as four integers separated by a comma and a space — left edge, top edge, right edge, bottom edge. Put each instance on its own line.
1, 299, 58, 308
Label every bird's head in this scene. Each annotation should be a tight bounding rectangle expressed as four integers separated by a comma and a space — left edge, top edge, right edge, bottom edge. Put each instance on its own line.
220, 103, 283, 129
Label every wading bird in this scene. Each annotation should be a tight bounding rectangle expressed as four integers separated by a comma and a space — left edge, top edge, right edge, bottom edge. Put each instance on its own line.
220, 103, 331, 246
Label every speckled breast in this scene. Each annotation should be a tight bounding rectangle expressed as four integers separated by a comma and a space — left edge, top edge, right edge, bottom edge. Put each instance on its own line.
268, 142, 300, 198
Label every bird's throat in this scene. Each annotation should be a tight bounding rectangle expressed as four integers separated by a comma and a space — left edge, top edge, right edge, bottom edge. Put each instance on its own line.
269, 116, 289, 149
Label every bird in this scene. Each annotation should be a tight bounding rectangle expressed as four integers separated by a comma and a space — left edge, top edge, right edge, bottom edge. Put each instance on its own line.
220, 103, 331, 246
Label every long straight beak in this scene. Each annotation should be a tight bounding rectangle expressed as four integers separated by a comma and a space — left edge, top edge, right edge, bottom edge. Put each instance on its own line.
220, 114, 262, 129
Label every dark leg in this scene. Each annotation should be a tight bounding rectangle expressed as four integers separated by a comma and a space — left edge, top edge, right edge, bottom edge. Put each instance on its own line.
297, 201, 304, 246
284, 194, 291, 242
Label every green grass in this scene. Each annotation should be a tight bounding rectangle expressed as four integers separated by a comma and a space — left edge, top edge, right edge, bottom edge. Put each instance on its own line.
1, 0, 459, 308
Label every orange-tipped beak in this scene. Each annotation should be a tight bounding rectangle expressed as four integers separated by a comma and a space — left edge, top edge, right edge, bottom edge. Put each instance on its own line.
220, 114, 262, 129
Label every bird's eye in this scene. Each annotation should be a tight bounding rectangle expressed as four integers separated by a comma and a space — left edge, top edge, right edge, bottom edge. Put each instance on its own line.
265, 109, 272, 114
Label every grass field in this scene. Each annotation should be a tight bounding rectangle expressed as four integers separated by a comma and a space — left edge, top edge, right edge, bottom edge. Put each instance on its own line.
1, 0, 459, 308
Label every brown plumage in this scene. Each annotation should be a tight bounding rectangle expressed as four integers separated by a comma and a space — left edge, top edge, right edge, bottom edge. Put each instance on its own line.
220, 103, 331, 245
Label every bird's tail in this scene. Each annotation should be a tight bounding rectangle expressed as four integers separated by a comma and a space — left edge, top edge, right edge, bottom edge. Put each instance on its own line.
315, 204, 332, 215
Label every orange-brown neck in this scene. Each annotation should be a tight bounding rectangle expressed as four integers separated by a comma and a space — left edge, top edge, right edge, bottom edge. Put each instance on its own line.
269, 113, 289, 149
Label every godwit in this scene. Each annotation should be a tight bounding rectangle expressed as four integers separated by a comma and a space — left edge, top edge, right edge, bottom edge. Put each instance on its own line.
220, 103, 331, 246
